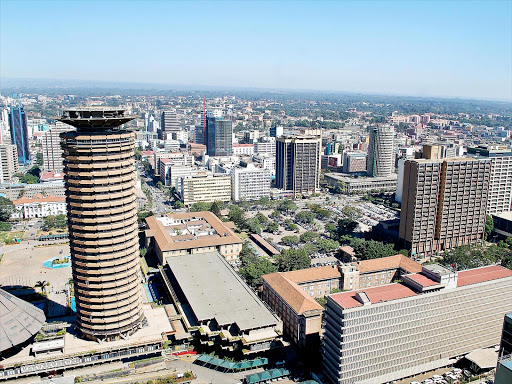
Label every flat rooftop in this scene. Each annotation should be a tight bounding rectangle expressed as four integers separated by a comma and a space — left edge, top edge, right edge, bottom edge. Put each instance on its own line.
493, 211, 512, 220
166, 252, 278, 331
330, 265, 512, 310
145, 211, 242, 252
324, 173, 398, 182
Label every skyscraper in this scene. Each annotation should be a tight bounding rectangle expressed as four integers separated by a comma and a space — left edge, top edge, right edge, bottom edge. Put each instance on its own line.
367, 125, 394, 177
276, 135, 321, 197
399, 157, 491, 257
8, 104, 30, 165
159, 110, 180, 140
0, 144, 19, 183
41, 122, 74, 173
59, 108, 144, 341
205, 111, 232, 156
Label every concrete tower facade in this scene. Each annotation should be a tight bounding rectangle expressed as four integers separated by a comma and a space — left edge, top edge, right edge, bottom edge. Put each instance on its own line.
367, 125, 394, 177
59, 108, 144, 341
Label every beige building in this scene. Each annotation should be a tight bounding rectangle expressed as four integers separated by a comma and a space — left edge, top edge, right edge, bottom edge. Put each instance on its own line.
145, 211, 243, 263
323, 264, 512, 384
180, 173, 231, 206
59, 108, 144, 341
0, 144, 19, 183
400, 157, 491, 257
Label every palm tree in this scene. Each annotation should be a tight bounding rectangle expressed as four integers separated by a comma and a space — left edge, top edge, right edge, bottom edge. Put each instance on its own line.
35, 280, 50, 295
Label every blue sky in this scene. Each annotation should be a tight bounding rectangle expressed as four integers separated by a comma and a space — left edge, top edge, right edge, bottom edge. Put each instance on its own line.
1, 0, 511, 101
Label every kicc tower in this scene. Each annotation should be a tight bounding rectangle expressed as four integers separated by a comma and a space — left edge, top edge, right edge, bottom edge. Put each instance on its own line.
59, 108, 144, 341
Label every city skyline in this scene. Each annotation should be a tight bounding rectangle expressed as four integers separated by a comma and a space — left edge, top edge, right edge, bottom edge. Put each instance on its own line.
1, 1, 511, 101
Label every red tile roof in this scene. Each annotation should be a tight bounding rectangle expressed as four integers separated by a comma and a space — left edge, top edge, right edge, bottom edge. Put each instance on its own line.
406, 273, 439, 287
457, 265, 512, 287
331, 283, 417, 309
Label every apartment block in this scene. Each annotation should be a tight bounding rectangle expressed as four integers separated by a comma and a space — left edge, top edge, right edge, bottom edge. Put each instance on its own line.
180, 173, 231, 206
231, 164, 271, 201
276, 135, 321, 197
399, 158, 491, 257
0, 144, 19, 183
323, 264, 512, 384
468, 145, 512, 215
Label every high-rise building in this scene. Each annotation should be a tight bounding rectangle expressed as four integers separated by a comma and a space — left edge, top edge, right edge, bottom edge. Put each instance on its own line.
343, 151, 367, 173
41, 122, 74, 173
158, 110, 180, 140
59, 108, 144, 341
367, 125, 394, 177
231, 164, 271, 201
276, 136, 321, 197
0, 144, 19, 183
193, 125, 205, 144
323, 264, 512, 384
205, 112, 232, 156
270, 125, 283, 138
399, 157, 491, 257
180, 173, 231, 205
468, 145, 512, 215
8, 104, 30, 165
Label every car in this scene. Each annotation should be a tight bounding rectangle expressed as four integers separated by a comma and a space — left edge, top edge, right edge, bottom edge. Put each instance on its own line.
432, 375, 443, 381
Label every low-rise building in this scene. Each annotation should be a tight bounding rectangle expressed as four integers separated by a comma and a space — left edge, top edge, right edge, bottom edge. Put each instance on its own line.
323, 264, 512, 384
0, 182, 65, 200
11, 194, 66, 219
324, 173, 398, 194
232, 143, 254, 156
145, 211, 243, 263
159, 159, 199, 189
254, 141, 276, 156
342, 152, 367, 173
180, 173, 231, 206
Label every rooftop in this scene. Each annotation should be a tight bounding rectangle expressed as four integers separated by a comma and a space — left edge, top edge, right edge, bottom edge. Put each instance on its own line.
493, 211, 512, 221
13, 194, 65, 205
281, 265, 341, 284
58, 108, 135, 129
166, 252, 279, 331
457, 265, 512, 287
356, 254, 422, 274
145, 211, 242, 252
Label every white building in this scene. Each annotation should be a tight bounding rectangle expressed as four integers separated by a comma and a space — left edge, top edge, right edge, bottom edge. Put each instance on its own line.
12, 194, 66, 219
323, 264, 512, 384
231, 164, 271, 201
232, 144, 254, 156
180, 173, 231, 206
159, 159, 200, 189
41, 122, 74, 173
0, 144, 19, 183
252, 154, 276, 176
254, 140, 276, 156
367, 125, 394, 177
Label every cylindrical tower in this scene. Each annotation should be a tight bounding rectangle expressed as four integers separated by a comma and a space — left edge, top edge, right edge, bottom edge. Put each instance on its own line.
59, 108, 144, 341
367, 125, 394, 177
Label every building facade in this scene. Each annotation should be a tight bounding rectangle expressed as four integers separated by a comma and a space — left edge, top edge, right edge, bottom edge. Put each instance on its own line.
11, 194, 66, 219
41, 122, 74, 173
276, 136, 321, 197
231, 165, 271, 201
8, 104, 30, 165
159, 110, 180, 140
159, 160, 199, 189
367, 125, 394, 177
232, 143, 254, 156
180, 173, 231, 206
254, 141, 276, 156
323, 265, 512, 384
59, 108, 144, 341
206, 113, 232, 157
399, 158, 491, 257
342, 152, 367, 173
0, 144, 19, 183
324, 173, 398, 194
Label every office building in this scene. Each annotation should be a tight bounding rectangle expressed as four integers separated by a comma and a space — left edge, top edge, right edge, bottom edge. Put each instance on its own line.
0, 144, 19, 183
343, 152, 367, 173
59, 108, 144, 341
41, 122, 74, 173
160, 251, 282, 354
8, 104, 30, 165
180, 173, 231, 206
193, 125, 205, 144
254, 140, 276, 156
495, 355, 512, 384
399, 158, 491, 257
499, 313, 512, 357
206, 112, 233, 156
468, 145, 512, 215
11, 193, 66, 219
159, 160, 199, 189
367, 125, 394, 177
323, 264, 512, 384
252, 154, 276, 174
0, 182, 65, 200
231, 164, 271, 201
276, 136, 321, 197
144, 211, 243, 263
159, 110, 180, 139
324, 173, 397, 194
493, 211, 512, 238
419, 143, 462, 160
232, 143, 254, 156
270, 125, 283, 138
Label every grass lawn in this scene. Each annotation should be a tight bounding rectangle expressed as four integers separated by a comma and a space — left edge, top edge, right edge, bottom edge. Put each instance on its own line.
37, 228, 68, 237
0, 231, 25, 244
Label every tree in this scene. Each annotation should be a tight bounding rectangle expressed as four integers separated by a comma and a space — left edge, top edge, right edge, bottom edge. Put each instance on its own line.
335, 218, 358, 239
277, 199, 298, 213
239, 242, 259, 267
281, 235, 300, 246
35, 280, 50, 295
190, 202, 211, 212
156, 181, 164, 190
0, 197, 14, 222
255, 213, 269, 225
349, 238, 395, 260
172, 200, 185, 209
485, 215, 494, 240
439, 244, 510, 270
140, 248, 147, 258
244, 218, 263, 234
209, 201, 221, 217
239, 258, 277, 287
398, 249, 409, 256
316, 239, 340, 253
342, 205, 361, 221
324, 223, 337, 238
266, 221, 279, 233
54, 214, 67, 228
270, 210, 281, 220
300, 231, 320, 243
296, 211, 315, 224
228, 205, 245, 226
0, 222, 11, 231
315, 297, 327, 308
36, 152, 43, 166
137, 210, 154, 224
275, 248, 311, 272
21, 173, 39, 184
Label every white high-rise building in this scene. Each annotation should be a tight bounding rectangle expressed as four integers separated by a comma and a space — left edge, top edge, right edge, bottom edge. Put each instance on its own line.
367, 125, 394, 177
231, 164, 271, 201
41, 122, 74, 173
0, 144, 19, 183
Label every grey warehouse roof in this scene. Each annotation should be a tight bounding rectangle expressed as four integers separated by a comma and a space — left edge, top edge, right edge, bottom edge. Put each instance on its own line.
0, 288, 46, 352
166, 252, 278, 331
